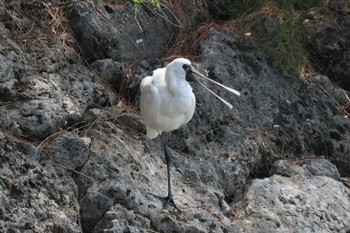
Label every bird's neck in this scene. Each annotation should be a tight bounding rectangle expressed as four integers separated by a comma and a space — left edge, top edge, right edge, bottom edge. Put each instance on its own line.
165, 71, 190, 96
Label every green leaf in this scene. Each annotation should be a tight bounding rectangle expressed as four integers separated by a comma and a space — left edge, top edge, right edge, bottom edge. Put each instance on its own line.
151, 0, 161, 9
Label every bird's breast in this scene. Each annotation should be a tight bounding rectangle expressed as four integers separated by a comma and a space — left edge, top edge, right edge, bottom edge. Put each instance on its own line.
161, 89, 195, 125
140, 76, 196, 135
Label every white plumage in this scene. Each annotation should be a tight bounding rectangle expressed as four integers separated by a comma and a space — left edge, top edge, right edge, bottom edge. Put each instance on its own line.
140, 58, 195, 139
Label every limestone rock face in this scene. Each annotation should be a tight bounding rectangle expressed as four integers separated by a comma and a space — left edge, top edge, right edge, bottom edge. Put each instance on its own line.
236, 169, 350, 233
1, 1, 350, 233
69, 2, 175, 62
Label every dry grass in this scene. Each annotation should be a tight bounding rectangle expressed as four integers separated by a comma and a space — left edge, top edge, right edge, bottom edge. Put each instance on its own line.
2, 0, 80, 60
163, 20, 213, 62
114, 0, 211, 61
317, 84, 350, 119
162, 0, 210, 61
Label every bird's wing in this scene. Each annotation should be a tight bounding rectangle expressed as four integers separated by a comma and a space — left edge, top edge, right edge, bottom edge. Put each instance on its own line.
140, 70, 166, 138
141, 76, 158, 122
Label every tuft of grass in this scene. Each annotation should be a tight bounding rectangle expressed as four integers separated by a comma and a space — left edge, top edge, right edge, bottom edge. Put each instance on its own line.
264, 2, 311, 75
228, 0, 329, 77
2, 0, 79, 60
123, 0, 161, 12
164, 20, 214, 61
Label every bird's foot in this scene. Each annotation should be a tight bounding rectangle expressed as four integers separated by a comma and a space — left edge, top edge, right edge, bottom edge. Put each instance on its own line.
152, 194, 181, 213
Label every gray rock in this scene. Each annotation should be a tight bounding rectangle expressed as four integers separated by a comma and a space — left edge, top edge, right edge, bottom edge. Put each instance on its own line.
0, 42, 110, 140
127, 59, 163, 103
307, 2, 350, 91
236, 174, 350, 232
69, 1, 175, 62
90, 59, 125, 88
72, 121, 244, 232
79, 183, 116, 232
311, 75, 349, 106
1, 1, 350, 232
48, 132, 91, 170
196, 28, 350, 177
305, 159, 341, 181
269, 159, 308, 177
0, 133, 81, 233
270, 159, 341, 181
166, 0, 209, 29
83, 107, 112, 123
93, 204, 151, 233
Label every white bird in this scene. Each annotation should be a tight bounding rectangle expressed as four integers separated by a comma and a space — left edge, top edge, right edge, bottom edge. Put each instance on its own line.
140, 58, 240, 212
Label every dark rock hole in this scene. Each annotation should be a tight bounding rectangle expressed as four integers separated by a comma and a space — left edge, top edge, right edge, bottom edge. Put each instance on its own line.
104, 5, 114, 14
336, 124, 345, 134
224, 195, 234, 204
330, 131, 341, 141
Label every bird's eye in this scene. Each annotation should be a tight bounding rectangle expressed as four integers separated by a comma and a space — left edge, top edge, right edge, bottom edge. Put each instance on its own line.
182, 64, 191, 73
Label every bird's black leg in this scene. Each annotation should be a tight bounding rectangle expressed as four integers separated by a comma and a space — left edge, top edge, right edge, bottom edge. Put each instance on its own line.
156, 135, 181, 213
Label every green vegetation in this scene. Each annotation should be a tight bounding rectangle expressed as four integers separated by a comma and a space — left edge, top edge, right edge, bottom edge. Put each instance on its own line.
230, 0, 329, 76
124, 0, 161, 12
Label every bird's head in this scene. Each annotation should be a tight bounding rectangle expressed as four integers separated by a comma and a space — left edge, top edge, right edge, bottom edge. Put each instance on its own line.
166, 57, 241, 109
167, 58, 200, 83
